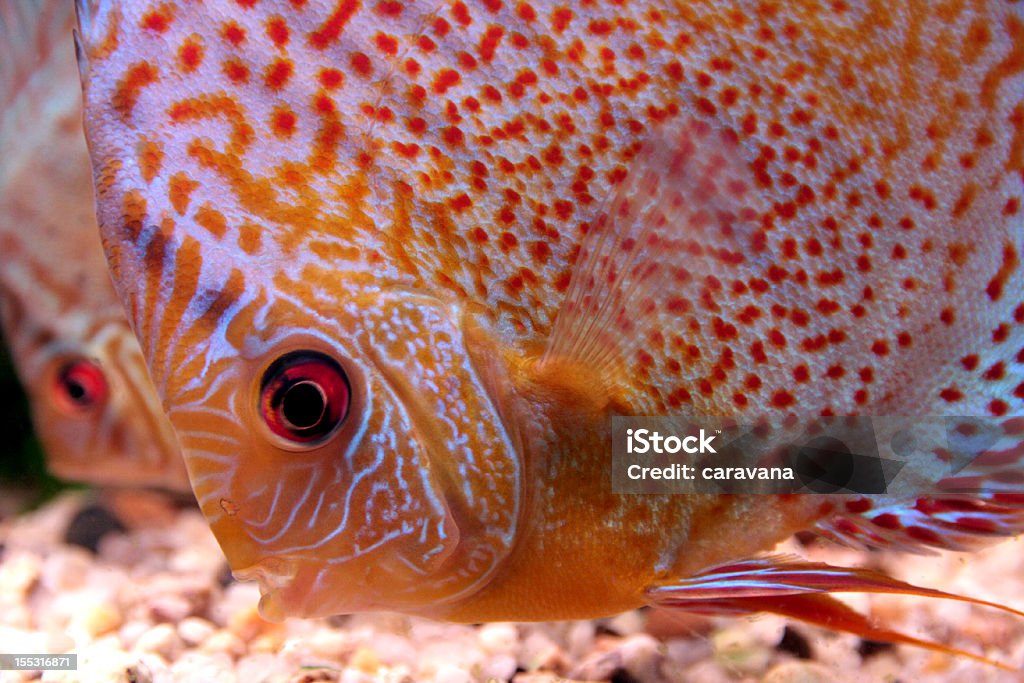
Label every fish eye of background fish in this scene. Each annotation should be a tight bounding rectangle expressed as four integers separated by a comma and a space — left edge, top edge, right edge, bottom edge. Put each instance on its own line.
77, 0, 1023, 644
0, 0, 190, 493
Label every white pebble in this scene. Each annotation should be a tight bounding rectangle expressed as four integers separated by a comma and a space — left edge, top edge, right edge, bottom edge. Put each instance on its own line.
235, 653, 291, 681
339, 669, 374, 683
520, 631, 564, 671
478, 623, 518, 655
134, 623, 180, 658
39, 548, 92, 591
567, 621, 596, 660
149, 594, 194, 623
364, 633, 416, 668
170, 651, 235, 682
119, 620, 153, 649
480, 653, 518, 681
431, 663, 473, 683
306, 628, 351, 660
177, 617, 216, 646
617, 634, 665, 681
198, 629, 247, 658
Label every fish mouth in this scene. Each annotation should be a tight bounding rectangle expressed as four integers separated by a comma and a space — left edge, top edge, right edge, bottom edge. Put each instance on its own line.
232, 556, 299, 622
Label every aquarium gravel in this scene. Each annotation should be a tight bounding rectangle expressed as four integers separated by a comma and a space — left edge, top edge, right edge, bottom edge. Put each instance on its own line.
1, 490, 1023, 682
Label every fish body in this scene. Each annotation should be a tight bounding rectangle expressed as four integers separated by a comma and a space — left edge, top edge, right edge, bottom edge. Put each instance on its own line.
77, 0, 1024, 634
0, 0, 188, 492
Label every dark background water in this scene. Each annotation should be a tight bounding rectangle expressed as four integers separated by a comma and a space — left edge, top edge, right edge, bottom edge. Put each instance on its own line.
0, 337, 66, 505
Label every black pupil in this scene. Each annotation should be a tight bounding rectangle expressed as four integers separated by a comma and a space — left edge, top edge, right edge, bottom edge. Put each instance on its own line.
66, 379, 87, 402
281, 381, 326, 430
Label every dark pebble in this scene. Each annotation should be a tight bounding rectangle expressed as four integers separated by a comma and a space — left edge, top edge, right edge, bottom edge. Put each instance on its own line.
857, 639, 895, 659
609, 667, 643, 683
63, 504, 126, 553
776, 626, 813, 660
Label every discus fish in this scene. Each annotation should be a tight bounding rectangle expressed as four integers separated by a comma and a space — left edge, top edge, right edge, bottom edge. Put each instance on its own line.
0, 0, 188, 492
76, 0, 1024, 664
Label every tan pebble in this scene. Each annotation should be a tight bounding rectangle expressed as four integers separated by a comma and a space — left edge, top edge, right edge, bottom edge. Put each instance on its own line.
606, 610, 645, 636
617, 634, 665, 681
645, 607, 714, 638
76, 602, 123, 637
177, 617, 216, 646
712, 624, 774, 674
761, 661, 841, 683
567, 620, 596, 660
348, 646, 380, 673
478, 623, 519, 655
250, 629, 287, 654
0, 552, 41, 600
134, 623, 180, 658
198, 629, 247, 658
664, 637, 714, 669
519, 631, 567, 673
229, 604, 276, 642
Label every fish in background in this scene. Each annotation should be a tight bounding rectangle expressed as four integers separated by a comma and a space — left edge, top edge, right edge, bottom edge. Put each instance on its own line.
0, 0, 189, 493
76, 0, 1024, 665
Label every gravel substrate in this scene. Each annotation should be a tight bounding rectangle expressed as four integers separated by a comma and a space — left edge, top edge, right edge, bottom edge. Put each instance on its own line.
1, 490, 1022, 682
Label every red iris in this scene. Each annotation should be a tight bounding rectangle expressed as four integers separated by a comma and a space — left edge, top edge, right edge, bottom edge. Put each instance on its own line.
54, 359, 108, 413
260, 351, 350, 444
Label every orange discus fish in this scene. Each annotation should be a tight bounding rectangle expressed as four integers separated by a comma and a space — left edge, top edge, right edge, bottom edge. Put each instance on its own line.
0, 0, 188, 492
77, 0, 1024, 662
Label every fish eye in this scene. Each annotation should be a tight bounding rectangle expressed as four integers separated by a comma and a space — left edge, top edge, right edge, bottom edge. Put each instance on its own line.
260, 351, 350, 445
53, 359, 108, 413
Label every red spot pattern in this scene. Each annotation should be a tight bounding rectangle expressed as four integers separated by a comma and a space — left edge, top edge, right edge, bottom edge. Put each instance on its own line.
91, 0, 1024, 435
178, 37, 204, 73
264, 59, 294, 90
310, 0, 362, 49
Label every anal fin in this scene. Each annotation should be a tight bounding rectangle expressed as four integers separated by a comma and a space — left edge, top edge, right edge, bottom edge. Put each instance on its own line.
647, 555, 1022, 670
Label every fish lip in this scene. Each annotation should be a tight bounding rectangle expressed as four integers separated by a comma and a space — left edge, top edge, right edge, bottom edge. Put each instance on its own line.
232, 556, 299, 592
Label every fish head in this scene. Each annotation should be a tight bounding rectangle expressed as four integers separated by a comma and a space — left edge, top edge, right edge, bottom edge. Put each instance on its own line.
143, 268, 523, 619
0, 278, 186, 491
0, 0, 189, 493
